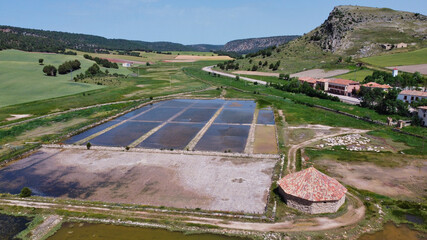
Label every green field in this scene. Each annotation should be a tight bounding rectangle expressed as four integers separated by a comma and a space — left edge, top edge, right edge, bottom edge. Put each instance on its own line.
0, 50, 131, 107
334, 69, 374, 82
360, 48, 427, 67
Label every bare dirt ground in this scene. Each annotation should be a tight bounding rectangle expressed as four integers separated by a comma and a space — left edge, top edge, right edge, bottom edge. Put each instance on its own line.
173, 55, 233, 61
290, 69, 350, 78
232, 71, 279, 77
285, 125, 368, 173
386, 64, 427, 75
232, 69, 350, 79
318, 160, 427, 200
0, 148, 277, 213
253, 125, 277, 154
6, 114, 32, 121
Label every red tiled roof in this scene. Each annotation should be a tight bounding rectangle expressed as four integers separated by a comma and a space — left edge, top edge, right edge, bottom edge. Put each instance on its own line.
277, 167, 347, 202
299, 77, 317, 84
399, 90, 427, 97
329, 78, 359, 86
363, 82, 392, 89
316, 78, 329, 83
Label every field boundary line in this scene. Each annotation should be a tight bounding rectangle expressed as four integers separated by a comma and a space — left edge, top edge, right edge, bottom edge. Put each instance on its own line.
128, 102, 198, 148
74, 102, 165, 145
244, 108, 259, 154
185, 104, 226, 151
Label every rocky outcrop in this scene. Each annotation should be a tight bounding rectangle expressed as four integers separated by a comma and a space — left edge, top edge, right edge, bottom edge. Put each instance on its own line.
308, 6, 427, 57
222, 35, 299, 54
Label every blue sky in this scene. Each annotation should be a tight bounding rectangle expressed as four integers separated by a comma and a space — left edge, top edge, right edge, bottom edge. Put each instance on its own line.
1, 0, 426, 44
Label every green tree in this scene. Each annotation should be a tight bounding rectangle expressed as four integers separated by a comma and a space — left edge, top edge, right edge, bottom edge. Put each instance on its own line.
86, 142, 92, 150
86, 64, 101, 76
42, 65, 57, 76
38, 58, 44, 65
20, 187, 31, 197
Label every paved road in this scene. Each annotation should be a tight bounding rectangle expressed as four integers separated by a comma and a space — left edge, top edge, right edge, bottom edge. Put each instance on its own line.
327, 93, 361, 105
203, 66, 361, 105
202, 66, 267, 85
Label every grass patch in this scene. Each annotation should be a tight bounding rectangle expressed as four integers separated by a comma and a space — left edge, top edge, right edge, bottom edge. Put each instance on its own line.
334, 69, 374, 82
0, 49, 131, 107
360, 48, 427, 67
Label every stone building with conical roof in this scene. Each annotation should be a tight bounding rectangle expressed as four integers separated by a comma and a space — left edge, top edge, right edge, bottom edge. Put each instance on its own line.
277, 167, 347, 214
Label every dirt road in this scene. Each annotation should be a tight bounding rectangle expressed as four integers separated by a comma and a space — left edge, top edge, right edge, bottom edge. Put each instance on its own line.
0, 195, 365, 233
285, 125, 368, 173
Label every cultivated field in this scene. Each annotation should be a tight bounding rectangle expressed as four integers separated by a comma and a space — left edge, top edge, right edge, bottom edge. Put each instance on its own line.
360, 47, 427, 67
333, 69, 374, 82
0, 50, 130, 108
0, 147, 277, 213
386, 64, 427, 75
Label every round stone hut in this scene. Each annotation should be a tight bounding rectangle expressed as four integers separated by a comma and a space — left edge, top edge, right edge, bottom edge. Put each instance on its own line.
277, 167, 347, 214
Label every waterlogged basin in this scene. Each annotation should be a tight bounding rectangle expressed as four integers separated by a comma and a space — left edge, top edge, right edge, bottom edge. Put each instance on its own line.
48, 222, 248, 240
358, 222, 425, 240
64, 99, 259, 153
0, 214, 32, 240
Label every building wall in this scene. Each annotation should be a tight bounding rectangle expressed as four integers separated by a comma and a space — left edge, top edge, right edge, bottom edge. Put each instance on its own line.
398, 94, 426, 104
418, 108, 427, 127
278, 187, 345, 214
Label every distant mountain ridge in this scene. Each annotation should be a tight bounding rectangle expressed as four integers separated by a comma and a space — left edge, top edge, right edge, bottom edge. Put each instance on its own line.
222, 35, 299, 54
0, 25, 224, 52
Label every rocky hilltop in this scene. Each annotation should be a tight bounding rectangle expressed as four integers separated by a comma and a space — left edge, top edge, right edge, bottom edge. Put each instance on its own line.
222, 35, 299, 54
308, 5, 427, 57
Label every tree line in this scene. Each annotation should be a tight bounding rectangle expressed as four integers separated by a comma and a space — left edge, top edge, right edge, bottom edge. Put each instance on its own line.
83, 54, 119, 69
42, 59, 81, 76
363, 70, 426, 89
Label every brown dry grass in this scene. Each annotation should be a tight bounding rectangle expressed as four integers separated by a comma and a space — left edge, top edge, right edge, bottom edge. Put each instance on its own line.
253, 125, 278, 154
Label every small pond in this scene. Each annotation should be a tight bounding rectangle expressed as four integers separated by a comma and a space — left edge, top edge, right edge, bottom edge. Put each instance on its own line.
358, 222, 425, 240
0, 214, 32, 240
48, 222, 248, 240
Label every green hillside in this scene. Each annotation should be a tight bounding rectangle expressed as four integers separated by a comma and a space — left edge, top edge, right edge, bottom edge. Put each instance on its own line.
0, 49, 131, 107
360, 48, 427, 67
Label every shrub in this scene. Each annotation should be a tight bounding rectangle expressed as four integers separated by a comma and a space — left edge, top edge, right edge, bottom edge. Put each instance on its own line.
20, 187, 31, 198
86, 142, 92, 150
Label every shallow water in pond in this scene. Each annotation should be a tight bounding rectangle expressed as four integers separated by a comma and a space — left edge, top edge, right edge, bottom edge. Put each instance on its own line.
358, 222, 424, 240
195, 124, 250, 152
89, 121, 160, 147
139, 123, 204, 149
64, 99, 257, 152
257, 110, 275, 125
405, 214, 424, 224
48, 222, 247, 240
0, 214, 32, 240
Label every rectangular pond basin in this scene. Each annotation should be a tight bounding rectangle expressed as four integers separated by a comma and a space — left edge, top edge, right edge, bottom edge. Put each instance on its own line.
191, 99, 225, 109
257, 110, 275, 125
88, 121, 161, 147
63, 120, 121, 144
112, 105, 157, 121
133, 107, 184, 122
214, 108, 254, 124
194, 124, 250, 153
157, 99, 195, 108
224, 100, 256, 109
172, 108, 218, 123
138, 123, 204, 150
